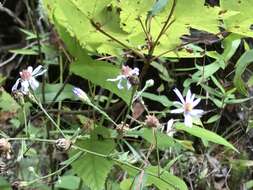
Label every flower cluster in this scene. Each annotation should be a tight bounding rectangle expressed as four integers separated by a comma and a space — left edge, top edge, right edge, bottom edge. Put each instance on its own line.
107, 65, 139, 90
12, 65, 47, 94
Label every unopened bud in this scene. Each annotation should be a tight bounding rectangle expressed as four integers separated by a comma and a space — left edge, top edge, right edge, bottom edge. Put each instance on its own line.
73, 87, 91, 103
145, 79, 154, 87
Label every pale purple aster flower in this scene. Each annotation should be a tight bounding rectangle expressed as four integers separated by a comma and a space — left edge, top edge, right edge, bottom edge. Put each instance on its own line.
171, 88, 204, 127
12, 65, 47, 94
73, 87, 90, 103
107, 65, 139, 90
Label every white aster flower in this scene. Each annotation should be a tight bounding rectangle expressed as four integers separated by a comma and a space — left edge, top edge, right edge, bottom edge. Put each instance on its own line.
107, 65, 139, 90
12, 65, 47, 94
171, 88, 204, 127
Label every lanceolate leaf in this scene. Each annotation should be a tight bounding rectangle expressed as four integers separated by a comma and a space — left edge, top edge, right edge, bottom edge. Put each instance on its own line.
233, 49, 253, 96
175, 123, 238, 152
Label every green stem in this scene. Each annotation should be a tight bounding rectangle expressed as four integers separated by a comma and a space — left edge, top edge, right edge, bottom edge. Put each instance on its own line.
89, 103, 117, 126
22, 105, 29, 138
37, 102, 66, 138
122, 86, 137, 128
99, 92, 113, 126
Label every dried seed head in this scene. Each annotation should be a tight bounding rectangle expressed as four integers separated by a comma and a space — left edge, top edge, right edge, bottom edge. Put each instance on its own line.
116, 122, 130, 133
128, 75, 140, 86
0, 139, 11, 159
145, 115, 160, 128
132, 101, 145, 120
55, 138, 72, 151
0, 161, 7, 173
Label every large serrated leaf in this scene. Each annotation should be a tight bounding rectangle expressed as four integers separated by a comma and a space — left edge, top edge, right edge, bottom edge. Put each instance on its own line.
221, 0, 253, 38
71, 137, 115, 190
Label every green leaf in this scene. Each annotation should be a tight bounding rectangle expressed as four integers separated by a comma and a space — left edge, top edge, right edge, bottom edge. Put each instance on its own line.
205, 114, 221, 124
146, 166, 187, 190
118, 164, 187, 190
175, 123, 238, 151
142, 92, 173, 107
55, 176, 81, 190
221, 0, 253, 38
233, 49, 253, 96
71, 136, 115, 190
0, 177, 11, 190
0, 89, 20, 112
9, 48, 38, 55
127, 128, 175, 150
35, 83, 78, 103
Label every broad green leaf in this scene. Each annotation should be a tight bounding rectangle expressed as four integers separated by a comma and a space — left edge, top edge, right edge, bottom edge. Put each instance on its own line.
127, 128, 175, 150
142, 92, 173, 107
0, 177, 11, 190
55, 176, 81, 190
221, 0, 253, 38
149, 0, 169, 16
233, 49, 253, 96
42, 2, 132, 103
175, 123, 238, 151
152, 0, 222, 55
0, 88, 20, 112
146, 166, 187, 190
71, 137, 115, 190
35, 83, 78, 103
118, 164, 187, 190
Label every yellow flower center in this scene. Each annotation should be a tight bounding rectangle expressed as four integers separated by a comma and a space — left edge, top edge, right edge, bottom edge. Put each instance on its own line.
184, 103, 192, 112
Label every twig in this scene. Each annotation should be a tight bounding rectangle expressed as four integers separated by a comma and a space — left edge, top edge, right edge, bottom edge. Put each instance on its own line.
0, 4, 25, 27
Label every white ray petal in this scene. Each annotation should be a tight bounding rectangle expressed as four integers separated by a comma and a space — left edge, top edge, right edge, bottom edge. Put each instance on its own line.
20, 80, 30, 94
192, 98, 201, 108
107, 75, 124, 82
29, 78, 39, 90
117, 79, 124, 89
32, 65, 43, 75
184, 114, 193, 128
186, 89, 192, 103
171, 108, 184, 114
190, 109, 204, 117
173, 88, 185, 104
12, 78, 21, 92
126, 81, 132, 90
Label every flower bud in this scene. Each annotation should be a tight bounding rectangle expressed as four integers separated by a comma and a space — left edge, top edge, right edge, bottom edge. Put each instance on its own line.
55, 138, 72, 151
145, 79, 154, 87
73, 87, 91, 103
